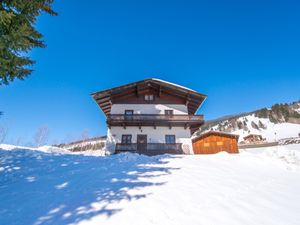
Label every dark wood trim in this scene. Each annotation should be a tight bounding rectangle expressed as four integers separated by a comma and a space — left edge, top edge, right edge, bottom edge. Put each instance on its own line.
115, 143, 184, 155
91, 78, 206, 117
121, 134, 132, 144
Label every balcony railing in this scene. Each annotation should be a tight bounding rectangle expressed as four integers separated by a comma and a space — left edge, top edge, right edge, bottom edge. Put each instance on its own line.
107, 114, 204, 122
115, 143, 183, 155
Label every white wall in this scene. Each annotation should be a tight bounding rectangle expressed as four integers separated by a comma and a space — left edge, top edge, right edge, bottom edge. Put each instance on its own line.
111, 104, 188, 115
106, 103, 194, 154
106, 126, 194, 154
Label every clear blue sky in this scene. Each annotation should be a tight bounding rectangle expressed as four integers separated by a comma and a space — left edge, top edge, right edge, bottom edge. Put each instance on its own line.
1, 0, 300, 145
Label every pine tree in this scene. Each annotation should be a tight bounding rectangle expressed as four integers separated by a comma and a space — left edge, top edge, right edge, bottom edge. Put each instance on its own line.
0, 0, 57, 85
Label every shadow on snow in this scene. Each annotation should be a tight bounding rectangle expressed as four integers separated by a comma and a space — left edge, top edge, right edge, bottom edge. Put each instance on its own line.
0, 149, 180, 225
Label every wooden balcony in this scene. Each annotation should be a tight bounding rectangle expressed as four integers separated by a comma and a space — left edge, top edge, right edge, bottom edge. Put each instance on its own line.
107, 114, 204, 132
115, 143, 183, 155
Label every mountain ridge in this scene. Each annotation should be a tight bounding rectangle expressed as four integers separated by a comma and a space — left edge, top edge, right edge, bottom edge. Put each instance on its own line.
197, 100, 300, 142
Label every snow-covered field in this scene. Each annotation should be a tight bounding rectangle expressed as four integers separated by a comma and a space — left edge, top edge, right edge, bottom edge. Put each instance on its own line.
1, 144, 300, 225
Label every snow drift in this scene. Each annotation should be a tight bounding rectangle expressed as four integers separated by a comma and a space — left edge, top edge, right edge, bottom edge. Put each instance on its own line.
0, 144, 300, 225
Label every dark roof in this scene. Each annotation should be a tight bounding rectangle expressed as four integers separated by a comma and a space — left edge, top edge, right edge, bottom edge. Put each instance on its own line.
91, 78, 207, 116
192, 131, 239, 143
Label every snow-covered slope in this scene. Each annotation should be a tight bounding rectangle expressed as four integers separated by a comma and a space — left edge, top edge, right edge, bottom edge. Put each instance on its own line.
221, 114, 300, 142
199, 101, 300, 142
55, 136, 106, 152
0, 145, 300, 225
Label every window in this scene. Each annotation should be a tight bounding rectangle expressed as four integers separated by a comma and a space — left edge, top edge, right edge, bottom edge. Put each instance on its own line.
165, 110, 174, 116
165, 135, 175, 144
144, 94, 154, 101
125, 110, 134, 115
121, 135, 132, 144
124, 110, 133, 120
204, 143, 210, 147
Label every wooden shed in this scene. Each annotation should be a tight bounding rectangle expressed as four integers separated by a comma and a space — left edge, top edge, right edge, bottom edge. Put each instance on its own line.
192, 131, 239, 154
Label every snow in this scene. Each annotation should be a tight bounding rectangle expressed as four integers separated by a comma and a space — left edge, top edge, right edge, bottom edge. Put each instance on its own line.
151, 78, 200, 93
0, 144, 107, 156
1, 145, 300, 225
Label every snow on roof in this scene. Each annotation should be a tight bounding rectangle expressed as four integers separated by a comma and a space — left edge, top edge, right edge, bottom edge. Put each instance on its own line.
192, 130, 239, 142
151, 78, 198, 93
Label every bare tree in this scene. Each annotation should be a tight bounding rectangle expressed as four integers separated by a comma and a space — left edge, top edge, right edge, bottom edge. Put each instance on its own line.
34, 125, 50, 147
0, 126, 8, 144
81, 129, 89, 142
15, 137, 22, 146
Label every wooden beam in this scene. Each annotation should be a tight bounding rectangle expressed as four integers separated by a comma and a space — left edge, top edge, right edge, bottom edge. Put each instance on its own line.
103, 109, 110, 114
100, 105, 111, 111
158, 85, 162, 97
136, 84, 139, 97
99, 101, 111, 107
95, 96, 110, 103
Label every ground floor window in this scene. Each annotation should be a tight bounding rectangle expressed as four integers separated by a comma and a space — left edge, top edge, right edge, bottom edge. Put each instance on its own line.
121, 135, 132, 144
165, 135, 176, 144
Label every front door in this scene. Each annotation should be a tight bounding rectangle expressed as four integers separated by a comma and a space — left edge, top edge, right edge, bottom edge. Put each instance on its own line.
137, 135, 147, 151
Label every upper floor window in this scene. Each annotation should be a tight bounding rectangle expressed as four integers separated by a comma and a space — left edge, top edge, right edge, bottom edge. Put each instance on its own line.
165, 135, 175, 144
124, 110, 134, 120
121, 135, 132, 144
144, 94, 154, 101
165, 110, 174, 116
124, 110, 134, 115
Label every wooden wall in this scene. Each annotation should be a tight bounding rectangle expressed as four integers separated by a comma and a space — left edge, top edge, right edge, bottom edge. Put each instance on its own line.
192, 135, 239, 154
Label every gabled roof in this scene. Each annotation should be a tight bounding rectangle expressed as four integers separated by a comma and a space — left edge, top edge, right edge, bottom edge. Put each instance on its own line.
91, 78, 207, 116
192, 131, 239, 143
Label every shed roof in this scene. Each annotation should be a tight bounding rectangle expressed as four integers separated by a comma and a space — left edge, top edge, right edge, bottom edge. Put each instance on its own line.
192, 131, 239, 143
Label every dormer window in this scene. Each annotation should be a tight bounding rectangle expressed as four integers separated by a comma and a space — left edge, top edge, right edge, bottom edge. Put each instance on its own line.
144, 94, 154, 101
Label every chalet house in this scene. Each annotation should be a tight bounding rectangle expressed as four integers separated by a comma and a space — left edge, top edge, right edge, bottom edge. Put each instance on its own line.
91, 78, 206, 155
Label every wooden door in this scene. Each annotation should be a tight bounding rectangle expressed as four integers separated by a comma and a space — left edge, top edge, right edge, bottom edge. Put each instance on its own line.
137, 135, 147, 151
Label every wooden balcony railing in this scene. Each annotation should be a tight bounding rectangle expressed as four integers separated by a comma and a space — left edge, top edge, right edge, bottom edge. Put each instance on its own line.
115, 143, 183, 155
107, 114, 204, 122
115, 143, 137, 151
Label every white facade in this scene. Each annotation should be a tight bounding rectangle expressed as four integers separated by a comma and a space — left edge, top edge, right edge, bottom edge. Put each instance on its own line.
110, 104, 188, 115
106, 104, 194, 154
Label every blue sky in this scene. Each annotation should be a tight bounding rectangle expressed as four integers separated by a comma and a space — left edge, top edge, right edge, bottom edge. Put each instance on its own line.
1, 0, 300, 145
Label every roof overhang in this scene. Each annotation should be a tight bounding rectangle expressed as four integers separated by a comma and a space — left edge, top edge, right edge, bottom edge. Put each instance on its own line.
91, 78, 207, 116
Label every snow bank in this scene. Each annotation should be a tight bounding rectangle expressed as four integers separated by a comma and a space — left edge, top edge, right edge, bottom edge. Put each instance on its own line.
1, 145, 300, 225
241, 144, 300, 170
0, 144, 107, 156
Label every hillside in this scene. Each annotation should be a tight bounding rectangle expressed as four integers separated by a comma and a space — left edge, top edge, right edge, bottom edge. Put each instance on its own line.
55, 136, 106, 153
197, 101, 300, 142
